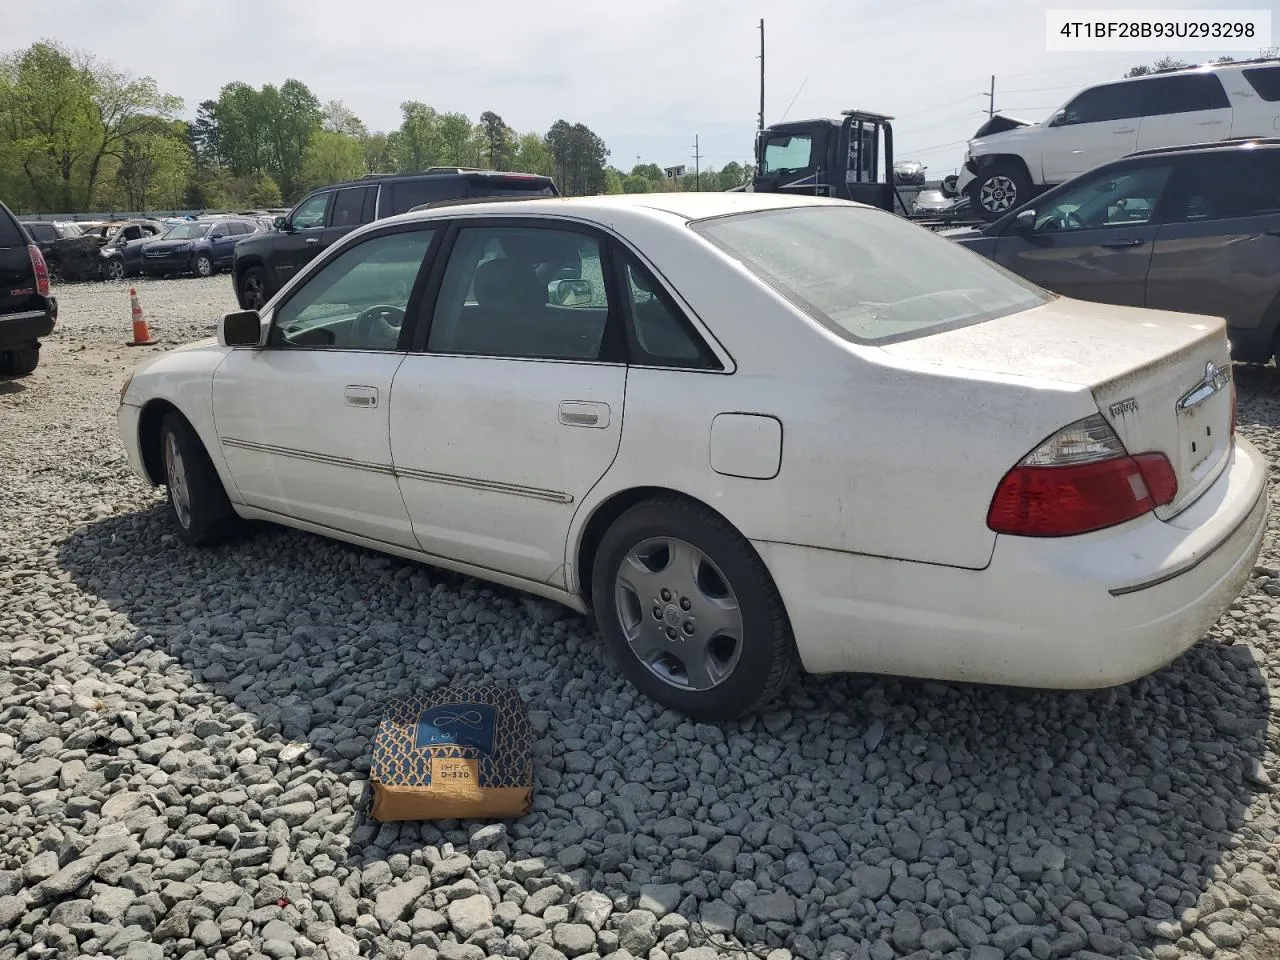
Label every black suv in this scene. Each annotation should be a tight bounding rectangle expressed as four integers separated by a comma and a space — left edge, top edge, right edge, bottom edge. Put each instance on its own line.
232, 168, 559, 309
1, 203, 58, 378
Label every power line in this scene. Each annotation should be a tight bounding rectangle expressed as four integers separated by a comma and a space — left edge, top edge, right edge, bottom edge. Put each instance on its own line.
896, 138, 968, 157
899, 112, 985, 135
999, 81, 1090, 95
896, 94, 985, 120
999, 54, 1134, 80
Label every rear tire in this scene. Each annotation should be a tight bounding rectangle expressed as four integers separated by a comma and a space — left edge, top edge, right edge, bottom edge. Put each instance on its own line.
0, 345, 39, 378
968, 161, 1031, 222
590, 495, 799, 720
158, 412, 240, 547
194, 253, 215, 278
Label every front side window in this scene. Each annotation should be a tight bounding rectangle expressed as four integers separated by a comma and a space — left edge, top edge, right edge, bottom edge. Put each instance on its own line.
693, 205, 1051, 345
1141, 74, 1230, 115
1032, 164, 1174, 232
427, 225, 611, 360
1055, 82, 1144, 125
270, 229, 435, 350
761, 134, 814, 175
291, 193, 329, 230
162, 222, 209, 241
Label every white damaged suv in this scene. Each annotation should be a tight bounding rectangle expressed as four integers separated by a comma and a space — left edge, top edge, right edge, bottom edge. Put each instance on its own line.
957, 59, 1280, 222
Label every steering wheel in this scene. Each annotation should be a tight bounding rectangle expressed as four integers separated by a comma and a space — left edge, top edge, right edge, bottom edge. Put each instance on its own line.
1062, 209, 1087, 231
351, 304, 406, 348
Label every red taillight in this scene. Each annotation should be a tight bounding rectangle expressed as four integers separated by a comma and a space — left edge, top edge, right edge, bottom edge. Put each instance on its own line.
987, 414, 1177, 537
28, 244, 50, 297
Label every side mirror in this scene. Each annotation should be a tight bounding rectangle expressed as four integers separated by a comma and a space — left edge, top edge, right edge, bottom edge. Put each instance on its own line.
273, 216, 290, 231
222, 309, 263, 347
550, 278, 593, 307
1047, 110, 1068, 128
210, 232, 225, 240
1013, 209, 1037, 233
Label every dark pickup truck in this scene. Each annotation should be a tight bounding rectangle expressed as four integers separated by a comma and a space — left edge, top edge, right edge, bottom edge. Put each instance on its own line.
1, 203, 58, 378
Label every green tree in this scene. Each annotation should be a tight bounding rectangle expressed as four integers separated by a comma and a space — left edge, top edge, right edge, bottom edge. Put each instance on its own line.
299, 130, 365, 191
717, 161, 746, 189
322, 99, 366, 138
111, 117, 191, 209
621, 174, 652, 193
391, 101, 439, 172
1124, 55, 1190, 77
544, 120, 608, 195
631, 162, 663, 181
363, 131, 394, 174
513, 131, 553, 176
437, 112, 472, 166
0, 40, 182, 211
479, 110, 514, 169
603, 167, 624, 194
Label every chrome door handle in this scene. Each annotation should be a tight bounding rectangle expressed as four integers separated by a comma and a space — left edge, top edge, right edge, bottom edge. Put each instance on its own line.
559, 400, 609, 428
305, 237, 320, 244
1198, 119, 1225, 125
1113, 127, 1136, 134
1100, 238, 1145, 249
344, 385, 379, 408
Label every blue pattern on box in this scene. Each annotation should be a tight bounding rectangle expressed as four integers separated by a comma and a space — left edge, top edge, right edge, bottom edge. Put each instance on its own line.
414, 703, 497, 752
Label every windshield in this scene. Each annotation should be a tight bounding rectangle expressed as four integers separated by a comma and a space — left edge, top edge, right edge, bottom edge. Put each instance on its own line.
760, 134, 814, 175
161, 223, 207, 241
692, 205, 1052, 344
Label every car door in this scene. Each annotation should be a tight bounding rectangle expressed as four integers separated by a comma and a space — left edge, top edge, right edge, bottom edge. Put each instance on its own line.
1135, 73, 1233, 152
1146, 150, 1280, 355
991, 160, 1175, 306
211, 223, 439, 547
1040, 81, 1144, 184
323, 186, 374, 249
388, 219, 627, 585
208, 221, 241, 268
265, 191, 332, 292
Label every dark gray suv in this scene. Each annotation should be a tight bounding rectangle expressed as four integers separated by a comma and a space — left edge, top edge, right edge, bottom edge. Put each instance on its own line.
947, 138, 1280, 363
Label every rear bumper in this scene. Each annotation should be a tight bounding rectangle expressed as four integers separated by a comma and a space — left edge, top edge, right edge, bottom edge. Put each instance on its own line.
0, 308, 56, 349
757, 436, 1268, 687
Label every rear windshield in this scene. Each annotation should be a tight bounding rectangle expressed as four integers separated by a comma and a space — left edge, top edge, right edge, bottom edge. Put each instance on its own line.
691, 205, 1052, 344
0, 210, 26, 247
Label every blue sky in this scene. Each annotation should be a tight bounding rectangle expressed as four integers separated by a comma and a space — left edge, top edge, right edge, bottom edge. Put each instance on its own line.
8, 0, 1273, 179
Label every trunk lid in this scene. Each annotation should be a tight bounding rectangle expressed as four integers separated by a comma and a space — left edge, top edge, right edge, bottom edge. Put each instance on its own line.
880, 296, 1233, 520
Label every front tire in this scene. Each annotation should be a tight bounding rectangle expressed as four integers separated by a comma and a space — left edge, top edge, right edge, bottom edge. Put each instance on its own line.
969, 162, 1031, 222
158, 412, 240, 547
104, 258, 126, 281
238, 266, 269, 310
590, 495, 799, 720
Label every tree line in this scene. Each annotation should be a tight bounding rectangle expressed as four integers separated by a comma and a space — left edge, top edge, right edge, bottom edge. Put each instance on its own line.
0, 40, 752, 215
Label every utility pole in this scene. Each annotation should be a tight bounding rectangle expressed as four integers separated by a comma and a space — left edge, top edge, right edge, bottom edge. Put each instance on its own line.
757, 19, 765, 131
984, 75, 995, 118
693, 135, 702, 191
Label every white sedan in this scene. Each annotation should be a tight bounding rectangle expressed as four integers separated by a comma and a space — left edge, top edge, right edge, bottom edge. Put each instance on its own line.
117, 192, 1268, 720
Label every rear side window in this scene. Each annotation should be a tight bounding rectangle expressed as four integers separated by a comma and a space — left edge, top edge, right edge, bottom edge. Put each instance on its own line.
331, 187, 371, 228
466, 178, 557, 199
388, 178, 464, 215
0, 210, 24, 247
23, 222, 55, 243
1141, 74, 1230, 115
1057, 82, 1145, 124
693, 205, 1051, 345
1243, 65, 1280, 101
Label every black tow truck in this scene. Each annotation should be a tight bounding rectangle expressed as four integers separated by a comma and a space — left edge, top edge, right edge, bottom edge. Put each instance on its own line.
749, 109, 981, 229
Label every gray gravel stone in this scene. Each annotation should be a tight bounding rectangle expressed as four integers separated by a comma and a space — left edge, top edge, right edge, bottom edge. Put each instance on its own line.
8, 284, 1280, 960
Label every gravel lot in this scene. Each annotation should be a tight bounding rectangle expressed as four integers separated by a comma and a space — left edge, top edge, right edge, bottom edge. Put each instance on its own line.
4, 275, 1280, 960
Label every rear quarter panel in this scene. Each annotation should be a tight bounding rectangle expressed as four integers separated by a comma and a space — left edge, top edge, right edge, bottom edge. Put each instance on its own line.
567, 210, 1098, 574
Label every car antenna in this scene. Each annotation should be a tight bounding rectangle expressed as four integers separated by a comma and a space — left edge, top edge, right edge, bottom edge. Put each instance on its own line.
778, 77, 808, 122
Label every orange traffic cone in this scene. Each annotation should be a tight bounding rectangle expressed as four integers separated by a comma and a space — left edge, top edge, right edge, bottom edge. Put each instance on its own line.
126, 287, 157, 347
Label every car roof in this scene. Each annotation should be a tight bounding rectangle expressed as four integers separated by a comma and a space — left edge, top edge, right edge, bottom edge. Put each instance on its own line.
1124, 136, 1280, 159
383, 191, 857, 229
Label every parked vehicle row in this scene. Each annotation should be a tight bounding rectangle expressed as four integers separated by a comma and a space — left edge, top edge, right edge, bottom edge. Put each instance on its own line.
958, 58, 1280, 221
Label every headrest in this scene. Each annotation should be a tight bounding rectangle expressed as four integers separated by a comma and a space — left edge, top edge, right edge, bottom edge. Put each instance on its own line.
473, 257, 546, 312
